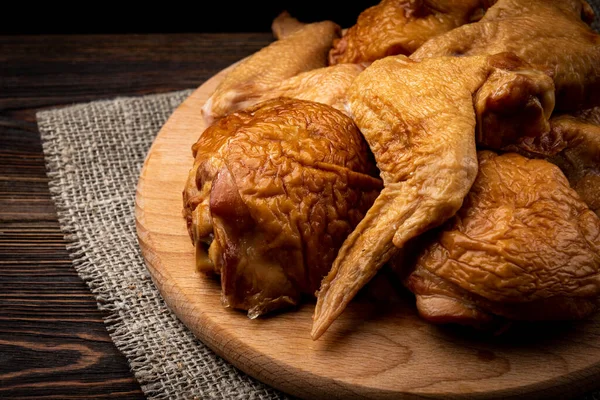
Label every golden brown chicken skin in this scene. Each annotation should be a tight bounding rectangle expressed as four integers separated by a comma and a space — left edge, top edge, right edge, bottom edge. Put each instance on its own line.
249, 63, 365, 117
271, 11, 305, 40
203, 17, 364, 122
544, 112, 600, 216
404, 151, 600, 328
183, 97, 382, 318
328, 0, 491, 65
411, 0, 600, 111
202, 20, 340, 125
310, 52, 554, 339
506, 107, 600, 216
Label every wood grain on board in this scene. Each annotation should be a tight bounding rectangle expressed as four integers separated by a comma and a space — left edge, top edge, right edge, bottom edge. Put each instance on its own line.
134, 65, 600, 400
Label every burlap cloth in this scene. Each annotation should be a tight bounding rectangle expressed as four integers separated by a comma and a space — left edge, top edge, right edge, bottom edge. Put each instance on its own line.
37, 91, 288, 400
37, 10, 600, 399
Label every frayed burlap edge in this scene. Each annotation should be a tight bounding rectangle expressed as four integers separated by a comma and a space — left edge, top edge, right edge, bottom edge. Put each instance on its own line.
37, 91, 287, 400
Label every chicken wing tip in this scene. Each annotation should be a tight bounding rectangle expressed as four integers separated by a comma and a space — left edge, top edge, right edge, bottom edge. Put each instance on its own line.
311, 293, 340, 340
271, 10, 304, 40
310, 321, 328, 341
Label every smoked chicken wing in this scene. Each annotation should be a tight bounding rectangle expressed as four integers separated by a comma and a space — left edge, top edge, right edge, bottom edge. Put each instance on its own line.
203, 15, 365, 122
202, 20, 340, 125
183, 98, 382, 318
404, 151, 600, 327
411, 0, 600, 111
271, 11, 305, 40
249, 63, 365, 116
311, 53, 554, 339
328, 0, 492, 65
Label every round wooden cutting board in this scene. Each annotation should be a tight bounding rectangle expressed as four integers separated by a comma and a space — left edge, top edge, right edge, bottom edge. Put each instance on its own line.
134, 67, 600, 400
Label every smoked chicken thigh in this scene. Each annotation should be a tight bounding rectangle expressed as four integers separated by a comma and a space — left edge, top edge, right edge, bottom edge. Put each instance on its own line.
404, 151, 600, 327
201, 20, 340, 125
183, 98, 382, 318
328, 0, 491, 65
311, 52, 554, 339
411, 0, 600, 111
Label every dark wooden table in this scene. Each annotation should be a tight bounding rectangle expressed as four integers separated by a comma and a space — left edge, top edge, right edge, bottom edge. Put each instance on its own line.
0, 33, 274, 399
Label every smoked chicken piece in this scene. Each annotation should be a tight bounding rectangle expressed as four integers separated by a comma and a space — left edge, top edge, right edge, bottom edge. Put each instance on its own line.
201, 20, 340, 125
203, 15, 363, 122
328, 0, 491, 65
251, 63, 365, 116
183, 98, 382, 318
574, 106, 600, 125
509, 107, 600, 216
404, 151, 600, 327
473, 55, 555, 151
411, 0, 600, 111
545, 112, 600, 216
311, 53, 554, 340
271, 11, 305, 40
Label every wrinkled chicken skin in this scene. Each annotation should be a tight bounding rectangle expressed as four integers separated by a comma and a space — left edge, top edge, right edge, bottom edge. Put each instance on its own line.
328, 0, 491, 65
311, 53, 554, 340
547, 112, 600, 216
509, 107, 600, 216
574, 106, 600, 125
405, 151, 600, 327
474, 59, 555, 151
411, 0, 600, 111
201, 20, 340, 125
183, 98, 382, 318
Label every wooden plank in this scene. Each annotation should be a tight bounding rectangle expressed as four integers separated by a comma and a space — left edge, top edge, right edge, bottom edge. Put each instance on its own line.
0, 115, 144, 398
0, 33, 273, 398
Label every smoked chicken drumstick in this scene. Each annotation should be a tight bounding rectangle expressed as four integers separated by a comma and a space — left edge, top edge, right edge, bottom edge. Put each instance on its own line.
184, 98, 381, 318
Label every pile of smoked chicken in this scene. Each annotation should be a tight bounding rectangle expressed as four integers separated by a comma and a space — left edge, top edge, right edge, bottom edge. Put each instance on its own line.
183, 0, 600, 340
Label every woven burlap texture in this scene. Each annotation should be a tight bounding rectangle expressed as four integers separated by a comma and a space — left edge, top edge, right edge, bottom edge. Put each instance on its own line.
37, 91, 288, 400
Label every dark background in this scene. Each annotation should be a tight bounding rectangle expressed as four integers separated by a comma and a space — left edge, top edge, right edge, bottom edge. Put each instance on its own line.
3, 2, 379, 34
